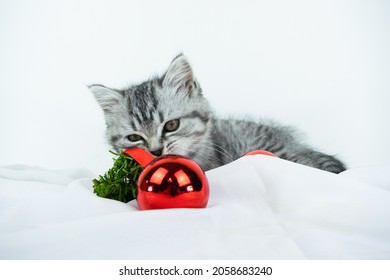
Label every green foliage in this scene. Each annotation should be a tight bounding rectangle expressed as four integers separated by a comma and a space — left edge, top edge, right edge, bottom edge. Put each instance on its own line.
92, 150, 143, 203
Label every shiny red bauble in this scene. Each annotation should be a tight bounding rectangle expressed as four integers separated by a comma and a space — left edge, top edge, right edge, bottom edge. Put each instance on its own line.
245, 150, 277, 157
125, 148, 209, 210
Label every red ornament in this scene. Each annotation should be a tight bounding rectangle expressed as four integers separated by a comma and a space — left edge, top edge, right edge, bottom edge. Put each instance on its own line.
125, 148, 209, 210
245, 150, 277, 157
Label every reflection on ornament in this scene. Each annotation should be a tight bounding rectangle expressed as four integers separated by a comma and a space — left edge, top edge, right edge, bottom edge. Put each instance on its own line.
149, 167, 168, 184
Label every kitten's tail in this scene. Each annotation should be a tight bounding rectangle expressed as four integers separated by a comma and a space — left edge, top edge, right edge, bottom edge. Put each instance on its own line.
282, 148, 347, 174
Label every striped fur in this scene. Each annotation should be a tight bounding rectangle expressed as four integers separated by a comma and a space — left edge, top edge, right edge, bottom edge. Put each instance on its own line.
89, 54, 346, 173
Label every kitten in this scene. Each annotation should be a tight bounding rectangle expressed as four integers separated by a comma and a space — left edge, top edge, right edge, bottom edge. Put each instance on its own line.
89, 54, 346, 173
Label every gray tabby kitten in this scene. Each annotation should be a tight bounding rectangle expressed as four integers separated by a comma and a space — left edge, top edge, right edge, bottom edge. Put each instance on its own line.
89, 54, 346, 173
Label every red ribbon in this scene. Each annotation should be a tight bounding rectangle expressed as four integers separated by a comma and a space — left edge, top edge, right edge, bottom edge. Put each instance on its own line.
124, 148, 155, 168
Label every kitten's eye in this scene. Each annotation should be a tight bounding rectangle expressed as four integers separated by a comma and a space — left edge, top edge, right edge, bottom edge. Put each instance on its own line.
127, 134, 143, 142
164, 119, 180, 132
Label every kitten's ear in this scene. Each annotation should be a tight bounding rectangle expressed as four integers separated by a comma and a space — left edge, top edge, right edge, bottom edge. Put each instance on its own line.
162, 54, 195, 94
88, 84, 123, 114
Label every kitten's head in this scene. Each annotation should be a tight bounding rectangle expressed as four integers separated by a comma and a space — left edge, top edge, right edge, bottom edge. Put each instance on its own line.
89, 54, 214, 163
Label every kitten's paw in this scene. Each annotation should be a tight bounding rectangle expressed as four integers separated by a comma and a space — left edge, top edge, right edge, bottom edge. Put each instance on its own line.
318, 155, 347, 174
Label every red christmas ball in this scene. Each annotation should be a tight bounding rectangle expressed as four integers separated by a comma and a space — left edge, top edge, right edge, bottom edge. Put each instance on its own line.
245, 150, 277, 157
125, 148, 209, 210
137, 155, 209, 210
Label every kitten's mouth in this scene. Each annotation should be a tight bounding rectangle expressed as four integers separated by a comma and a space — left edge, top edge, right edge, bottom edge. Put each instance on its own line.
150, 148, 164, 157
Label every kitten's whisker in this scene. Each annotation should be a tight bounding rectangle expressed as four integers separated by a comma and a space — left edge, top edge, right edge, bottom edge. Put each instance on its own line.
177, 147, 221, 169
187, 138, 236, 162
172, 141, 231, 170
166, 135, 237, 169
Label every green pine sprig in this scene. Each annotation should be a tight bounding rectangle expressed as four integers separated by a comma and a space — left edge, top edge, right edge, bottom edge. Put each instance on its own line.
92, 150, 143, 203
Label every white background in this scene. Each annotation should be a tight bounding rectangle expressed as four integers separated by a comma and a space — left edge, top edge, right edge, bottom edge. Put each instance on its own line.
1, 0, 389, 174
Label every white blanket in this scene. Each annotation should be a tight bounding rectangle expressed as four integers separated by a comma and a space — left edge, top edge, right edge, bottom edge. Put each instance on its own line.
1, 155, 389, 259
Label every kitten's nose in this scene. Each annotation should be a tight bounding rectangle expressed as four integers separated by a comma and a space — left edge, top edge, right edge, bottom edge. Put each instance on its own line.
150, 148, 163, 157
